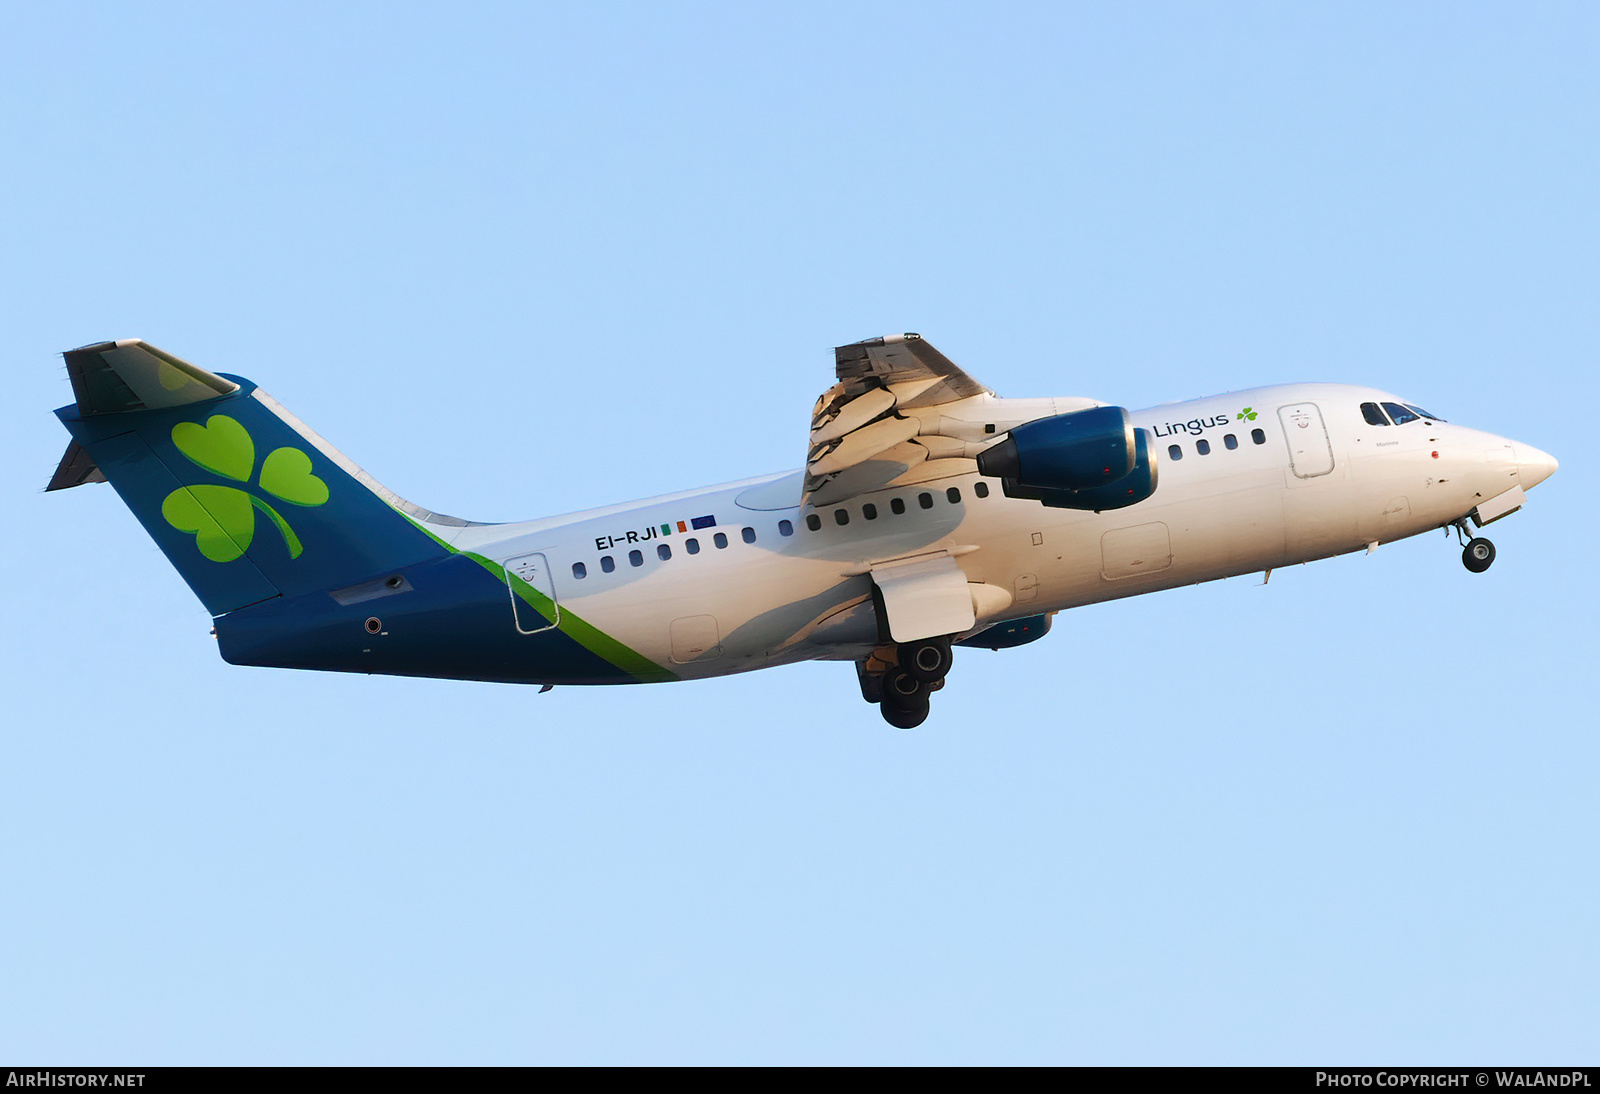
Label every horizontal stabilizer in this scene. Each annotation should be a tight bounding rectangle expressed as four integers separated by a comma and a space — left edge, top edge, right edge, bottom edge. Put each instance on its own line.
54, 342, 452, 616
63, 340, 238, 416
46, 440, 107, 491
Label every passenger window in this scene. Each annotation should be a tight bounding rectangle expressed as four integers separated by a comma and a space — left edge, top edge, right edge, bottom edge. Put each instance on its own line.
947, 487, 961, 503
657, 544, 671, 561
974, 482, 989, 498
572, 562, 587, 579
1224, 433, 1238, 450
778, 519, 793, 536
1168, 444, 1183, 460
628, 549, 643, 567
1251, 428, 1266, 445
890, 497, 906, 515
863, 503, 878, 520
834, 509, 849, 526
1361, 402, 1390, 426
1382, 402, 1419, 426
1196, 439, 1210, 456
805, 513, 821, 532
918, 492, 933, 509
601, 555, 615, 573
686, 538, 700, 555
714, 532, 728, 549
742, 526, 756, 544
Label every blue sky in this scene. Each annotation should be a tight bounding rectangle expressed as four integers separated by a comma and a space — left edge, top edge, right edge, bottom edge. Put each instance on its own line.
3, 1, 1596, 1064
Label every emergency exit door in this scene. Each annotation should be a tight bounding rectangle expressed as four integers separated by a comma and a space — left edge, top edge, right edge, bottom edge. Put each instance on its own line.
505, 552, 559, 634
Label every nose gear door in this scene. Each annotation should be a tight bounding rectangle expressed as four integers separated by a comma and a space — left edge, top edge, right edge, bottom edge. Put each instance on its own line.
505, 552, 559, 634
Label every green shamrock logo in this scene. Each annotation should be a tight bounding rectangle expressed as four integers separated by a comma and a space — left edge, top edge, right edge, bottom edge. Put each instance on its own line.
160, 415, 329, 562
1237, 406, 1258, 421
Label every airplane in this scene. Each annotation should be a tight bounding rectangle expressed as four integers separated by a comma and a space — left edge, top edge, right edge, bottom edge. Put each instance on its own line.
48, 333, 1557, 728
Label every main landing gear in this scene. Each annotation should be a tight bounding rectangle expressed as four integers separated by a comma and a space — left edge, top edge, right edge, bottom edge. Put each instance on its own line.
859, 637, 953, 729
1450, 518, 1496, 574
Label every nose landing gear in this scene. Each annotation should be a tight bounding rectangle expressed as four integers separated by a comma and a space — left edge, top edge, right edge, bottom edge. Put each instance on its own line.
1450, 518, 1496, 573
858, 637, 954, 729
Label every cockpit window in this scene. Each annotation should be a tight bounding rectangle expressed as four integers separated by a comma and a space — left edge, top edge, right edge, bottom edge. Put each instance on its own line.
1382, 401, 1419, 426
1361, 402, 1390, 426
1404, 403, 1445, 422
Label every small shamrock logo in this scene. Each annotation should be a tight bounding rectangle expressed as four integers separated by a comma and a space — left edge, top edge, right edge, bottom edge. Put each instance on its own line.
160, 415, 329, 562
1237, 407, 1258, 421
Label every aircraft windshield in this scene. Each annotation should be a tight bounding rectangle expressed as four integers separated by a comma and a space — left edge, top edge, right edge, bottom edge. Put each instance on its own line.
1363, 401, 1447, 426
1382, 402, 1419, 426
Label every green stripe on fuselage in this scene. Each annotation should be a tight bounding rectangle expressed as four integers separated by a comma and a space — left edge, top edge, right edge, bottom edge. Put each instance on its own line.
402, 515, 676, 684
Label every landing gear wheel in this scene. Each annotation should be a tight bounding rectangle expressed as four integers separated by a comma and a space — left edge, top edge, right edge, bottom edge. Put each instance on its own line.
880, 698, 929, 729
880, 667, 932, 728
901, 638, 953, 684
880, 666, 927, 710
1462, 537, 1496, 573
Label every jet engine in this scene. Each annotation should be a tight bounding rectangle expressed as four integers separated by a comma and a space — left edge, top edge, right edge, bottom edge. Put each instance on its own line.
975, 406, 1159, 511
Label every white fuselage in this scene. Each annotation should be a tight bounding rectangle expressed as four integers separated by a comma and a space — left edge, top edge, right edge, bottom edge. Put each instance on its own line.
418, 382, 1549, 682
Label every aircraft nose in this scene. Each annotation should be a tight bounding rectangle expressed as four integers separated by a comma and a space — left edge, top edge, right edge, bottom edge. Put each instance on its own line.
1515, 442, 1559, 490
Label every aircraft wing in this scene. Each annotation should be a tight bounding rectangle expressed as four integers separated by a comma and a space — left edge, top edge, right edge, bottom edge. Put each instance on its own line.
805, 334, 995, 507
832, 334, 989, 407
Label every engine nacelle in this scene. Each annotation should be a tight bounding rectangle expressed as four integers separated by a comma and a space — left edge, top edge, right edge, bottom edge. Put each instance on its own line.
976, 405, 1135, 491
1001, 427, 1158, 510
976, 406, 1159, 511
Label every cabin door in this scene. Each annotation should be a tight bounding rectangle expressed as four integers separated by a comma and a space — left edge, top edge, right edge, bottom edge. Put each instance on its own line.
505, 552, 559, 634
1278, 402, 1335, 479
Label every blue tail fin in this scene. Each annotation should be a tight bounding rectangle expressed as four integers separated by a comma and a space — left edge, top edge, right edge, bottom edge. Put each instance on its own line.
51, 340, 450, 615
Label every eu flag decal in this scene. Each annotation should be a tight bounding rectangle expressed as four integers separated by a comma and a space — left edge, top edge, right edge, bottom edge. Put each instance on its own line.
690, 515, 717, 530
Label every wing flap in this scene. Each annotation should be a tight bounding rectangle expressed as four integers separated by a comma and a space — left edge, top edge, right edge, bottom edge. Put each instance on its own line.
806, 442, 928, 507
804, 334, 996, 507
811, 387, 896, 446
809, 415, 921, 477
